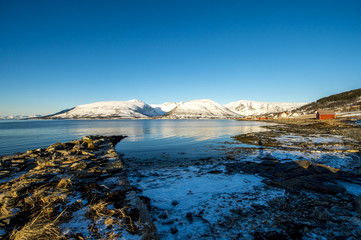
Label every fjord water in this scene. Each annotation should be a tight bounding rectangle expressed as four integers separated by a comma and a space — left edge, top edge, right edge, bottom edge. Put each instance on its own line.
0, 119, 268, 158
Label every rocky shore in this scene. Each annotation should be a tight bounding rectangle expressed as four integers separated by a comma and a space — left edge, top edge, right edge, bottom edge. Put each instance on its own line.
125, 118, 361, 239
222, 118, 361, 239
0, 136, 159, 240
1, 119, 361, 239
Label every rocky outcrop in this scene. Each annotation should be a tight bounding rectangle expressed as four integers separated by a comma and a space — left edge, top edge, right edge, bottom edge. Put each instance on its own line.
226, 158, 347, 195
0, 135, 159, 240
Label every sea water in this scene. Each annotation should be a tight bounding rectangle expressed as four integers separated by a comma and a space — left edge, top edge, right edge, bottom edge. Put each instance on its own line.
0, 119, 269, 158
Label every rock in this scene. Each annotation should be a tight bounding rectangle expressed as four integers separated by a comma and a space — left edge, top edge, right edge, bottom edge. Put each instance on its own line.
260, 159, 279, 166
46, 143, 64, 152
172, 200, 179, 206
70, 161, 87, 170
303, 179, 345, 195
159, 210, 169, 219
310, 164, 340, 174
170, 227, 178, 234
294, 160, 312, 169
186, 212, 193, 223
353, 196, 361, 216
0, 218, 11, 227
271, 175, 345, 195
313, 207, 331, 221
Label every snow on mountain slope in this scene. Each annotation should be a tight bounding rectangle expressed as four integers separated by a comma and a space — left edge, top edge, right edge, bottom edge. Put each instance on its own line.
225, 100, 307, 116
164, 99, 239, 119
150, 102, 180, 115
49, 100, 159, 119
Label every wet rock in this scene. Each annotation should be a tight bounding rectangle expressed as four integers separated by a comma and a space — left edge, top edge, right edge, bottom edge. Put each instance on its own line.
172, 200, 179, 206
186, 212, 193, 223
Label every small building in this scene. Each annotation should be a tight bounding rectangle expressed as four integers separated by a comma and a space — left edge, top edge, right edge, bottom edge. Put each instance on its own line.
279, 112, 289, 118
316, 110, 335, 120
258, 116, 269, 120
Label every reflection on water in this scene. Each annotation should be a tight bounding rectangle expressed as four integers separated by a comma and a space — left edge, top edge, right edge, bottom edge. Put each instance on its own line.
0, 120, 270, 158
119, 121, 269, 160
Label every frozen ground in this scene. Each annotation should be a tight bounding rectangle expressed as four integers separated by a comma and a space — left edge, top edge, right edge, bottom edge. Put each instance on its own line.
128, 164, 284, 239
124, 126, 361, 239
221, 133, 360, 171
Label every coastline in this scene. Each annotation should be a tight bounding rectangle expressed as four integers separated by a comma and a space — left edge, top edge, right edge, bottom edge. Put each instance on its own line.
126, 118, 361, 239
1, 118, 361, 239
0, 135, 159, 240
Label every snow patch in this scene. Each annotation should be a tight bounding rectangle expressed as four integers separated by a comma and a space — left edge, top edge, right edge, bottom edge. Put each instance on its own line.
129, 165, 284, 239
150, 102, 180, 115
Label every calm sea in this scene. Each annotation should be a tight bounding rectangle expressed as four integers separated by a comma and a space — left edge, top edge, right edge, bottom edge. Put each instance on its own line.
0, 119, 269, 159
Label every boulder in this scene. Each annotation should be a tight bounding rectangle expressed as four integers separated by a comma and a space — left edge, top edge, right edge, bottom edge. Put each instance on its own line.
310, 164, 340, 175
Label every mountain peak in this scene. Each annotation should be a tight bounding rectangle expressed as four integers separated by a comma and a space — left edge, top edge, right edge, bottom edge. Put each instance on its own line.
164, 99, 239, 119
47, 100, 158, 119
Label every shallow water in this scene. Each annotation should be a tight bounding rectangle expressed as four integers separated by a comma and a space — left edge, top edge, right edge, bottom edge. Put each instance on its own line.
0, 119, 268, 158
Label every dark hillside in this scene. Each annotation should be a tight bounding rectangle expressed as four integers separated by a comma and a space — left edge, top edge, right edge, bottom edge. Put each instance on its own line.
297, 88, 361, 112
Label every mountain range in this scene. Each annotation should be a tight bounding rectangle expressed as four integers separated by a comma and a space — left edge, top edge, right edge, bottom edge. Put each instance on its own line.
3, 89, 359, 120
41, 99, 306, 119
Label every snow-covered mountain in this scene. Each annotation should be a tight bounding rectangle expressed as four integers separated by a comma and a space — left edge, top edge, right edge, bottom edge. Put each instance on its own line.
42, 99, 308, 120
225, 100, 307, 116
47, 100, 159, 119
150, 102, 180, 115
0, 115, 42, 120
164, 99, 239, 119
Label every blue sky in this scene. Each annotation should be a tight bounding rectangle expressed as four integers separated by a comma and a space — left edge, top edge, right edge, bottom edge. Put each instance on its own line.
1, 0, 360, 116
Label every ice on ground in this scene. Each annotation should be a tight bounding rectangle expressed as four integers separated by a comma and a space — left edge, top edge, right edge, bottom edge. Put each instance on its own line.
129, 165, 284, 239
143, 171, 262, 210
60, 207, 93, 238
275, 134, 348, 144
264, 149, 358, 171
338, 181, 361, 196
274, 134, 358, 153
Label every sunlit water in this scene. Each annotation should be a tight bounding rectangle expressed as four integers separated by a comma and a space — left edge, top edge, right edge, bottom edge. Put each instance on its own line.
0, 120, 269, 159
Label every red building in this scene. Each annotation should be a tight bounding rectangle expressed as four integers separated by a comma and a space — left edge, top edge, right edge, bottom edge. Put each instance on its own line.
316, 110, 335, 120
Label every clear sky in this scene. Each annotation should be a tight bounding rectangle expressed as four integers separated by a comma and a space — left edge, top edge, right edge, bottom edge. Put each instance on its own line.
1, 0, 360, 116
